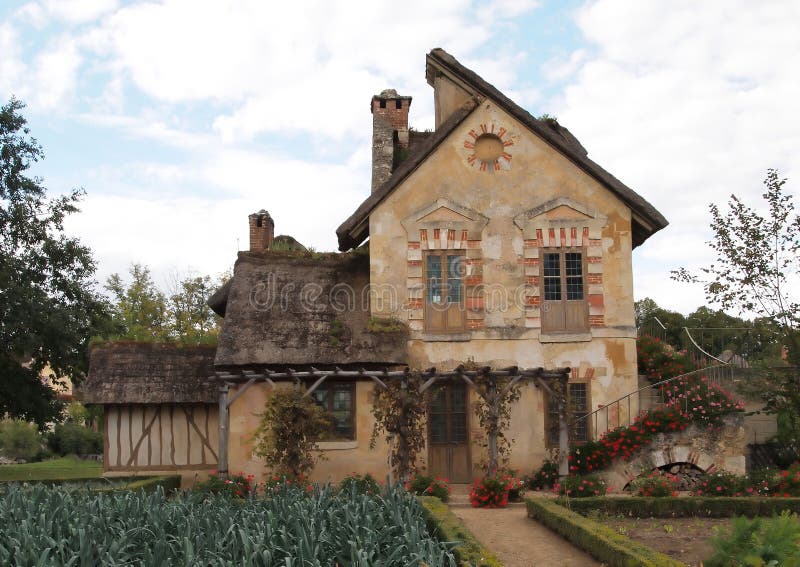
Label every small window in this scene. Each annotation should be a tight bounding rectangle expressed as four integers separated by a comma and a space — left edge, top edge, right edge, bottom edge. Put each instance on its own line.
395, 100, 402, 109
379, 99, 386, 109
424, 251, 466, 333
310, 382, 355, 440
541, 249, 588, 333
546, 383, 590, 447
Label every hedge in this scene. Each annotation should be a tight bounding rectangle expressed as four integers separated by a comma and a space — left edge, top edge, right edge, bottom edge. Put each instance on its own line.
418, 496, 503, 567
95, 475, 181, 494
556, 496, 800, 518
525, 498, 685, 567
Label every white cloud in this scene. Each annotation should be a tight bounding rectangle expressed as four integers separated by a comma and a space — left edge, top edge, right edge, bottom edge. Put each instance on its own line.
17, 0, 118, 25
31, 35, 82, 109
0, 23, 26, 95
551, 0, 800, 314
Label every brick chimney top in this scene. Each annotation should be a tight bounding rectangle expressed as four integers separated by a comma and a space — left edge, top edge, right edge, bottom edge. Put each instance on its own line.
248, 209, 274, 252
371, 90, 412, 192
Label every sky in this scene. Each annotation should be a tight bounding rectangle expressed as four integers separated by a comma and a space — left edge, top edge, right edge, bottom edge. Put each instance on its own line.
1, 0, 798, 316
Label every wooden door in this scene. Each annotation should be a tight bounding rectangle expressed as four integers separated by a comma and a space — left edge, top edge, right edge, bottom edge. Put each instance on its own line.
428, 382, 471, 482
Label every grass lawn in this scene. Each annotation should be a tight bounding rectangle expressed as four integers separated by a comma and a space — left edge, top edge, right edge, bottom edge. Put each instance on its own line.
0, 457, 102, 481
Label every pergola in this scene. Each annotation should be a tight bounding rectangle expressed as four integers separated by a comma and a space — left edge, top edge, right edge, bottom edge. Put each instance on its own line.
212, 365, 573, 481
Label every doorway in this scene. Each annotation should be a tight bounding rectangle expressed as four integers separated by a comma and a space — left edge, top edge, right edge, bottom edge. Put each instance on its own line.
428, 381, 472, 482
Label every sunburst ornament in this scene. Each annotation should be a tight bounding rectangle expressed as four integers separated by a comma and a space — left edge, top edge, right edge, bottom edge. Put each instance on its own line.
463, 123, 514, 172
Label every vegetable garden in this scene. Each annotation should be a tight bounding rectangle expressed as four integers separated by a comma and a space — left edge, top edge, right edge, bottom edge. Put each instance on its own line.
0, 483, 457, 566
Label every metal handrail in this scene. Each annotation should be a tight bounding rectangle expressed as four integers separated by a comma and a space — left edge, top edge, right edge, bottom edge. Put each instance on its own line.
683, 326, 728, 365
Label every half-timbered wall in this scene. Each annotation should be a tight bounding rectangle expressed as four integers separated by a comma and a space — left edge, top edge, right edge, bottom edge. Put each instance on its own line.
105, 404, 219, 471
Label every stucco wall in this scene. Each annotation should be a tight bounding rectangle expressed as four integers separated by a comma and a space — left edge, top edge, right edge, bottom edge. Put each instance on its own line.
367, 99, 640, 472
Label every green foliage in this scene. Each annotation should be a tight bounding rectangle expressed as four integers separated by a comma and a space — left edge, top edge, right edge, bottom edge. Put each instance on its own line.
0, 98, 112, 426
0, 419, 43, 461
252, 386, 332, 478
637, 334, 695, 381
706, 511, 800, 567
556, 473, 607, 498
47, 423, 103, 456
526, 498, 685, 566
370, 375, 428, 481
406, 473, 450, 502
105, 265, 221, 344
339, 472, 382, 495
559, 496, 800, 518
528, 459, 559, 490
419, 495, 503, 567
367, 316, 408, 333
630, 471, 679, 497
65, 402, 89, 425
772, 462, 800, 497
328, 318, 345, 345
0, 484, 456, 565
471, 372, 522, 472
193, 472, 254, 498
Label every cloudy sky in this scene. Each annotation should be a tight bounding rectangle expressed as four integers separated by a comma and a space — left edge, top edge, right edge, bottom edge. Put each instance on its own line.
1, 0, 798, 315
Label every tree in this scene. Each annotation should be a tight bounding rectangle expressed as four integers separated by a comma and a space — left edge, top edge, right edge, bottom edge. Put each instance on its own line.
105, 264, 221, 344
634, 297, 687, 348
673, 169, 800, 362
673, 169, 800, 443
0, 98, 111, 426
105, 264, 168, 341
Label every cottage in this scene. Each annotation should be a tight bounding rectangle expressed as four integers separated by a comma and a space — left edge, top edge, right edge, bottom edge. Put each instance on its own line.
83, 48, 667, 485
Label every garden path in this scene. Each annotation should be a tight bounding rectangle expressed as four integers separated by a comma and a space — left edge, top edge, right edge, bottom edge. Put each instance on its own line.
448, 490, 602, 567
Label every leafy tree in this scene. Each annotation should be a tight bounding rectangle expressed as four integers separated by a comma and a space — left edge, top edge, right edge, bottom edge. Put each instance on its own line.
166, 272, 220, 343
105, 265, 221, 344
673, 169, 800, 362
634, 297, 687, 348
673, 169, 800, 442
0, 98, 111, 426
105, 264, 169, 341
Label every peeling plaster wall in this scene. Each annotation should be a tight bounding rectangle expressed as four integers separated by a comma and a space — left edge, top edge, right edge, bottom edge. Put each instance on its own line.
368, 100, 640, 470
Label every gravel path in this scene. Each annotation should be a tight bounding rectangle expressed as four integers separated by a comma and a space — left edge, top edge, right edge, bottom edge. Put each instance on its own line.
449, 503, 603, 567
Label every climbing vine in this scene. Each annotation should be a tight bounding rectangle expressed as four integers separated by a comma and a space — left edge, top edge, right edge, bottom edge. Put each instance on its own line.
471, 373, 522, 473
252, 386, 333, 478
370, 374, 428, 482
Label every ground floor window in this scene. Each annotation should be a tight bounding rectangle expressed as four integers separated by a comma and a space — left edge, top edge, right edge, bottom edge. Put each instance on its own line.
546, 382, 590, 447
310, 381, 355, 440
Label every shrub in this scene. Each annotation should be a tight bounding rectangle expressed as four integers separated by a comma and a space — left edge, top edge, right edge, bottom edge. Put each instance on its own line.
470, 474, 513, 508
47, 422, 103, 456
193, 472, 254, 498
555, 474, 607, 498
406, 473, 449, 502
339, 472, 382, 495
0, 419, 43, 461
706, 511, 800, 567
262, 473, 312, 495
694, 470, 746, 497
528, 459, 559, 490
772, 462, 800, 497
507, 475, 526, 502
630, 470, 678, 497
637, 334, 695, 381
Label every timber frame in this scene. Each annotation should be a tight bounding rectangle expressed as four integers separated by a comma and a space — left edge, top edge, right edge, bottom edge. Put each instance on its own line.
212, 365, 572, 481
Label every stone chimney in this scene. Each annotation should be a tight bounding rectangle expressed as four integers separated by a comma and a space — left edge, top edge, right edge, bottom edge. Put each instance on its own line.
371, 89, 412, 192
248, 209, 274, 251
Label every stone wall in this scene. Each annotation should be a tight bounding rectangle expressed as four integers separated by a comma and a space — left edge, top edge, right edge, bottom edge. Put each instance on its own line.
601, 413, 746, 491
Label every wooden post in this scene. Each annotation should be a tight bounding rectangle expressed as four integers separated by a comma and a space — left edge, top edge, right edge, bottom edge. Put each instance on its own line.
487, 378, 499, 474
557, 375, 570, 478
218, 383, 230, 478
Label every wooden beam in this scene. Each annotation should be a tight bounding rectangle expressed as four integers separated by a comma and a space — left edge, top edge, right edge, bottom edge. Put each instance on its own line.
227, 378, 257, 408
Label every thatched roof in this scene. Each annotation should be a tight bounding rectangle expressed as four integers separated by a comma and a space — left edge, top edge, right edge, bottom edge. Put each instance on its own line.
81, 342, 217, 404
214, 250, 407, 368
336, 48, 668, 251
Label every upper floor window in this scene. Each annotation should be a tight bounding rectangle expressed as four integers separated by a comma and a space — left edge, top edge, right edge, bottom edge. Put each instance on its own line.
424, 251, 466, 333
541, 249, 588, 333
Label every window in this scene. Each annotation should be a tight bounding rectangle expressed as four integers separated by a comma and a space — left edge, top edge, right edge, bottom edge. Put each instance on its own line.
541, 249, 588, 333
424, 251, 466, 333
429, 382, 468, 444
546, 383, 590, 447
310, 382, 355, 440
